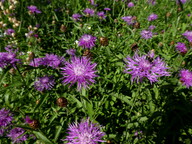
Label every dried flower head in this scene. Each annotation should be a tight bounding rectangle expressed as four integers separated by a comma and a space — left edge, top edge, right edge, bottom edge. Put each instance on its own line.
61, 56, 97, 91
34, 76, 55, 92
78, 34, 97, 49
124, 51, 170, 83
62, 118, 105, 144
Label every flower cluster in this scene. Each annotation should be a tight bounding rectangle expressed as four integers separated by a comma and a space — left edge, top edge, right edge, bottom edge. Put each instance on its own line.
179, 69, 192, 88
63, 118, 105, 144
30, 54, 65, 69
124, 51, 170, 83
61, 56, 97, 91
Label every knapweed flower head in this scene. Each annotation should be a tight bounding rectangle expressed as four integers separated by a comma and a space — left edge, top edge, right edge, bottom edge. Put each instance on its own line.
148, 13, 158, 21
41, 54, 65, 69
7, 127, 28, 144
0, 108, 13, 136
179, 69, 192, 88
29, 57, 43, 67
148, 0, 156, 5
140, 30, 153, 39
72, 13, 82, 21
5, 29, 15, 36
78, 34, 97, 49
175, 42, 188, 54
27, 5, 41, 14
121, 16, 136, 25
127, 2, 134, 7
88, 0, 97, 6
66, 49, 76, 56
34, 75, 55, 92
63, 118, 105, 144
97, 11, 107, 20
176, 0, 187, 4
83, 8, 95, 16
124, 51, 170, 83
0, 52, 20, 68
61, 56, 97, 91
148, 25, 156, 31
182, 31, 192, 42
104, 8, 111, 11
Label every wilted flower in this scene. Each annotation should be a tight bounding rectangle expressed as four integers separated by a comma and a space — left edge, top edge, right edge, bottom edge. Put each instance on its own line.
34, 76, 55, 92
97, 11, 106, 20
127, 2, 134, 7
7, 127, 28, 143
175, 42, 188, 54
83, 8, 95, 16
124, 51, 170, 83
5, 29, 15, 36
140, 30, 153, 39
121, 16, 136, 25
72, 13, 82, 21
0, 52, 20, 69
61, 56, 97, 91
78, 34, 97, 49
27, 5, 41, 14
148, 13, 158, 21
62, 118, 105, 144
182, 31, 192, 42
179, 69, 192, 88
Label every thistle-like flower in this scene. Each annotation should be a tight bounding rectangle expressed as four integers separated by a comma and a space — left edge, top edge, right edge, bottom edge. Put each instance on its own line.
7, 127, 28, 143
175, 42, 188, 54
83, 8, 95, 16
61, 56, 97, 91
34, 76, 55, 92
78, 34, 97, 49
72, 13, 82, 21
140, 30, 153, 39
182, 31, 192, 42
148, 13, 158, 21
124, 51, 170, 83
27, 5, 41, 14
179, 69, 192, 88
62, 118, 105, 144
0, 108, 13, 136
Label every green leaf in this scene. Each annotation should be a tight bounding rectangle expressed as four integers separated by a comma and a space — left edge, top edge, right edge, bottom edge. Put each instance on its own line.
33, 131, 53, 144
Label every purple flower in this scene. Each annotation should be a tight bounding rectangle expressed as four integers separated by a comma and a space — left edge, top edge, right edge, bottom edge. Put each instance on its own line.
24, 116, 33, 124
5, 45, 18, 53
148, 25, 156, 31
183, 31, 192, 42
175, 42, 188, 54
127, 2, 134, 7
0, 52, 20, 68
97, 11, 107, 20
72, 13, 82, 21
121, 16, 136, 25
27, 5, 41, 14
0, 108, 13, 136
62, 118, 105, 144
140, 30, 153, 39
83, 8, 95, 16
66, 49, 76, 56
124, 51, 170, 83
104, 8, 111, 11
29, 58, 43, 67
148, 13, 158, 21
148, 0, 156, 5
34, 75, 55, 92
176, 0, 187, 4
88, 0, 97, 6
61, 57, 97, 91
7, 127, 28, 143
41, 54, 65, 69
78, 34, 97, 49
179, 69, 192, 88
5, 29, 15, 35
